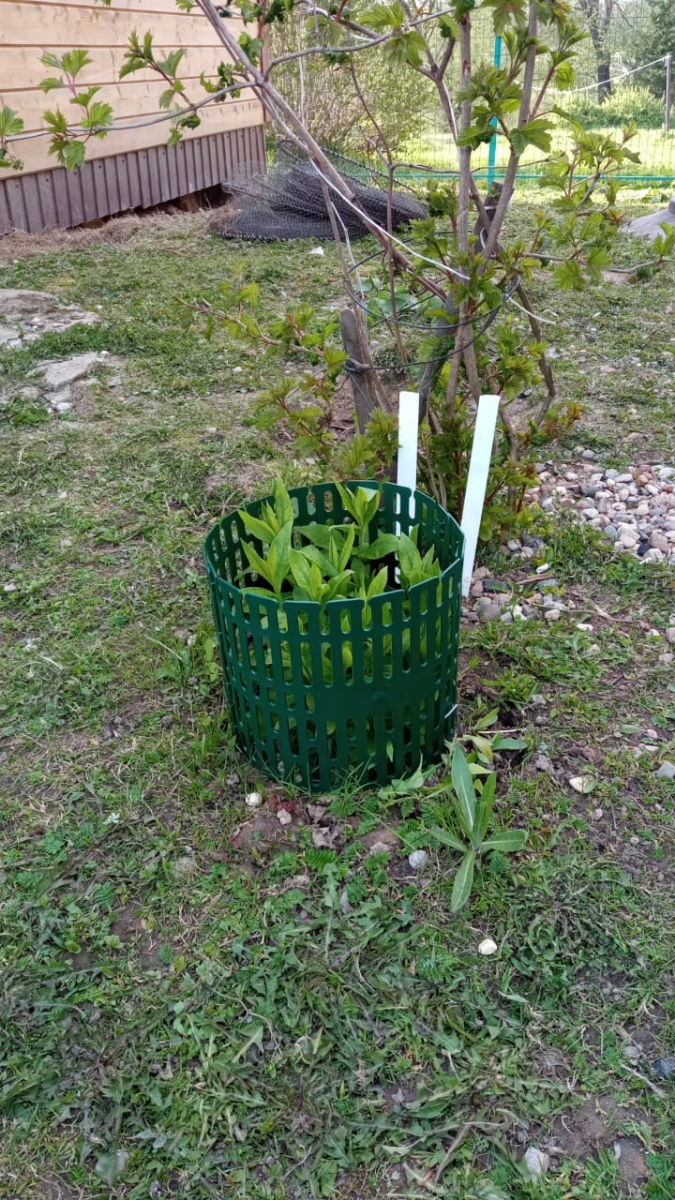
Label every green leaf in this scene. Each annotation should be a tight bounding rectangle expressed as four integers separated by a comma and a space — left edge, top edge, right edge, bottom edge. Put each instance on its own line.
266, 520, 293, 594
451, 851, 476, 914
239, 512, 278, 544
70, 86, 101, 108
295, 544, 338, 578
475, 771, 496, 844
481, 830, 527, 853
159, 88, 177, 110
61, 49, 92, 79
40, 52, 63, 71
54, 139, 86, 170
492, 735, 527, 750
84, 102, 114, 133
360, 2, 406, 31
510, 117, 553, 157
274, 480, 295, 530
552, 260, 585, 291
429, 826, 466, 854
451, 744, 476, 838
481, 0, 526, 34
298, 522, 335, 550
0, 104, 24, 139
242, 540, 274, 589
555, 60, 575, 91
333, 525, 355, 573
39, 77, 64, 94
366, 566, 389, 600
357, 534, 400, 560
288, 549, 314, 596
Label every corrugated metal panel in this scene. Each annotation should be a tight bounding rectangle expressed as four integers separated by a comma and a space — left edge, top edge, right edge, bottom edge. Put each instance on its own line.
0, 126, 266, 236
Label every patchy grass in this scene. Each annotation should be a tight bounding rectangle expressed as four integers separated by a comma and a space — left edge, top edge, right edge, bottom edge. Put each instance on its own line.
1, 204, 675, 1200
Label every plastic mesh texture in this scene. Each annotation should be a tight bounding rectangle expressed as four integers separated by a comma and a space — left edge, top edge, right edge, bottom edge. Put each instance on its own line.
210, 159, 427, 242
203, 482, 464, 792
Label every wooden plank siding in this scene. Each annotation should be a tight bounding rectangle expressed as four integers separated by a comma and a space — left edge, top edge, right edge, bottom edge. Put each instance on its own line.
0, 0, 266, 233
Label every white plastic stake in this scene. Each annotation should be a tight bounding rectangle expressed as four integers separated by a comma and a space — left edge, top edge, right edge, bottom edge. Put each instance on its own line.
396, 390, 419, 496
460, 393, 500, 596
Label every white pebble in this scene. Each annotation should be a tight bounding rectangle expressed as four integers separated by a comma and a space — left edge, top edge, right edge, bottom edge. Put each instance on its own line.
523, 1147, 549, 1181
478, 938, 498, 956
408, 849, 429, 870
245, 791, 262, 808
277, 808, 292, 825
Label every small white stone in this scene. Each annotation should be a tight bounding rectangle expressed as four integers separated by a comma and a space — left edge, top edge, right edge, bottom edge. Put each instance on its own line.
245, 791, 262, 808
478, 938, 498, 956
665, 628, 675, 645
309, 246, 325, 256
576, 622, 593, 632
277, 808, 292, 826
523, 1147, 549, 1181
656, 761, 675, 780
173, 853, 196, 877
544, 608, 561, 621
592, 808, 603, 820
408, 850, 429, 870
3, 582, 17, 593
569, 775, 596, 794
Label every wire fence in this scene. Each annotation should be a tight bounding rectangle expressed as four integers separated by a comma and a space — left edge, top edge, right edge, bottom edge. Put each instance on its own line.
270, 1, 675, 187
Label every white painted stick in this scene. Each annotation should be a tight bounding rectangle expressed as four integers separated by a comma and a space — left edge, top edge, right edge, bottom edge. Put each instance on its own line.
460, 394, 500, 596
396, 390, 419, 496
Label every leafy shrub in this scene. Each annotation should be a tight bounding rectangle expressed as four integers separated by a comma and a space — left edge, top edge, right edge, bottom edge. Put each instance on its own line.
563, 85, 666, 130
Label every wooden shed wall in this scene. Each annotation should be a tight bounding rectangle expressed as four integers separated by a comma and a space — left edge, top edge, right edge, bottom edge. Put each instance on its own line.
0, 0, 266, 233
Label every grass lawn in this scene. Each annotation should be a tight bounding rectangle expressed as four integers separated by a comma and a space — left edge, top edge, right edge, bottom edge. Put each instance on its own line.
405, 123, 675, 180
1, 192, 675, 1199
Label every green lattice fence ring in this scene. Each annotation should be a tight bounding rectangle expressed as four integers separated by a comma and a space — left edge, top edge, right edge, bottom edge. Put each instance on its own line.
203, 481, 464, 792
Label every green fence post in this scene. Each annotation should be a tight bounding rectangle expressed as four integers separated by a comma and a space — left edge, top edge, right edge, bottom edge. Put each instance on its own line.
487, 34, 503, 189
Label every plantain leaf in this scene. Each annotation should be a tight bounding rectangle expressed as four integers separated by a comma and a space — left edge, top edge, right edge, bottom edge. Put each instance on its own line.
451, 851, 476, 914
475, 771, 496, 844
481, 830, 527, 853
429, 826, 466, 854
451, 743, 476, 838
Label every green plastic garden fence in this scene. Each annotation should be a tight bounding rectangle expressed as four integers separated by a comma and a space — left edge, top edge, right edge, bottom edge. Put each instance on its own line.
203, 481, 464, 792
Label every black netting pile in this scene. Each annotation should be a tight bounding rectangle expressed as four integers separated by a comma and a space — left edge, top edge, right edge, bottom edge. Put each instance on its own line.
211, 155, 427, 242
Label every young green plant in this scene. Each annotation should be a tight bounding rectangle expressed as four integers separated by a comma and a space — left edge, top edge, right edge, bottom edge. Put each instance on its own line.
430, 743, 527, 914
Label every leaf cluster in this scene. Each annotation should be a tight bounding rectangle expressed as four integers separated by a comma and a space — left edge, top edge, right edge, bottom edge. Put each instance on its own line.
237, 481, 441, 605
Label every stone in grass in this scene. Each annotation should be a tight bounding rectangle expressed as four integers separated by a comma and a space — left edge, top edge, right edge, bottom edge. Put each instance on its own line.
653, 1057, 675, 1080
475, 598, 504, 623
656, 761, 675, 780
173, 854, 196, 878
408, 850, 429, 870
523, 1147, 549, 1181
478, 938, 498, 956
35, 352, 102, 391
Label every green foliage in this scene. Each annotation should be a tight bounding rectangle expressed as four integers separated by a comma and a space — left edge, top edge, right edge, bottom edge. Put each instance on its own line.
237, 480, 441, 604
565, 85, 667, 131
190, 271, 397, 477
39, 50, 113, 167
0, 104, 24, 171
429, 744, 527, 912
